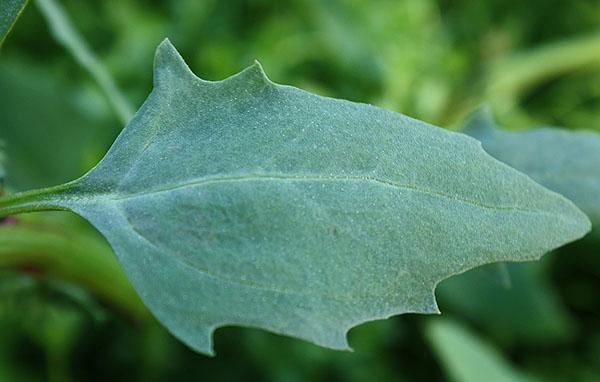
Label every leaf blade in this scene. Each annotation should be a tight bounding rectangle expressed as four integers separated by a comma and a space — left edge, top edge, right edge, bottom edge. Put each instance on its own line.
0, 40, 590, 354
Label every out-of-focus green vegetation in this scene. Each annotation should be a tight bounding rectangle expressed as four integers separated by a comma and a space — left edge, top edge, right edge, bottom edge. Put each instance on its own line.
0, 0, 598, 381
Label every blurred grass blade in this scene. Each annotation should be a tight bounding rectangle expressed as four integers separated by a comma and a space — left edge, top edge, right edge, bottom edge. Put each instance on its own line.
488, 32, 600, 97
0, 0, 28, 46
486, 33, 600, 113
426, 319, 539, 382
0, 213, 148, 322
35, 0, 134, 125
0, 140, 5, 191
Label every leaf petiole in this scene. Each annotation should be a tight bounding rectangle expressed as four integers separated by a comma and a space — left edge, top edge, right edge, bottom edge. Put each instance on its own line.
0, 183, 73, 216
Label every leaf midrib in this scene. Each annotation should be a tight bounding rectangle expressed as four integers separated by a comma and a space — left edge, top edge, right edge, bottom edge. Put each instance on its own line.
91, 172, 566, 305
104, 173, 541, 213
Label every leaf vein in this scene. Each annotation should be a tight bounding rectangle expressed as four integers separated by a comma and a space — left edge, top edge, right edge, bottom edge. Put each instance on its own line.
111, 173, 535, 213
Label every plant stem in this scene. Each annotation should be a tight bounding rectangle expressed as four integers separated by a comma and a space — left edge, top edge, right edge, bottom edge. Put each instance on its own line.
487, 32, 600, 98
0, 184, 74, 217
36, 0, 135, 126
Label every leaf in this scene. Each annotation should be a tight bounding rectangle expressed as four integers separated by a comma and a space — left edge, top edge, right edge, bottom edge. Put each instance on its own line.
0, 139, 5, 190
35, 0, 134, 125
0, 212, 148, 321
437, 261, 575, 345
486, 33, 600, 109
0, 0, 28, 46
0, 40, 590, 355
426, 319, 539, 382
464, 108, 600, 226
0, 57, 109, 190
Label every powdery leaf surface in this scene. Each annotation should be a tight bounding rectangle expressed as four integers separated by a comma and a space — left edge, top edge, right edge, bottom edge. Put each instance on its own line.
14, 40, 589, 354
0, 0, 28, 45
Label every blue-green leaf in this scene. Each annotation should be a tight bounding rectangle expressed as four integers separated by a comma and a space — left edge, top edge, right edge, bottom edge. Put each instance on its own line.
0, 0, 28, 46
0, 40, 590, 354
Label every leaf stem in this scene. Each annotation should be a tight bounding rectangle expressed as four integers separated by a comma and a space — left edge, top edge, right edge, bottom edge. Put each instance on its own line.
0, 183, 74, 217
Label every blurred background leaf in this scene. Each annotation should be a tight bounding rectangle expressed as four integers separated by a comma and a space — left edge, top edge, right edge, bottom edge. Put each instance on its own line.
426, 318, 539, 382
35, 0, 134, 125
464, 108, 600, 230
437, 260, 576, 346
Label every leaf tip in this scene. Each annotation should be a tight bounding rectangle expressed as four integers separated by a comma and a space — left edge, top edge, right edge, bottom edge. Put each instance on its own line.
227, 59, 274, 90
462, 106, 593, 245
563, 199, 592, 240
153, 38, 196, 88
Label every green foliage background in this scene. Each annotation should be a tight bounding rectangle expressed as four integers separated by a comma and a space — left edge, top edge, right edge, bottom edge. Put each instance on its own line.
0, 0, 598, 381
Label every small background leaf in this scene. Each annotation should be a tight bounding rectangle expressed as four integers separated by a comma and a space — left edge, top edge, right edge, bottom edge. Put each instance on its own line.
437, 260, 575, 346
426, 318, 539, 382
35, 0, 134, 125
464, 108, 600, 229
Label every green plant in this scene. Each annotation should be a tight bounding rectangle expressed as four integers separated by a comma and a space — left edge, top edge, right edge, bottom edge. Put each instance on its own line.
1, 1, 599, 380
0, 32, 593, 354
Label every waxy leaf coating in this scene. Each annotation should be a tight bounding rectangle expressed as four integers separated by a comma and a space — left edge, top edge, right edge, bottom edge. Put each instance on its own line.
0, 0, 28, 45
2, 40, 589, 354
464, 109, 600, 226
